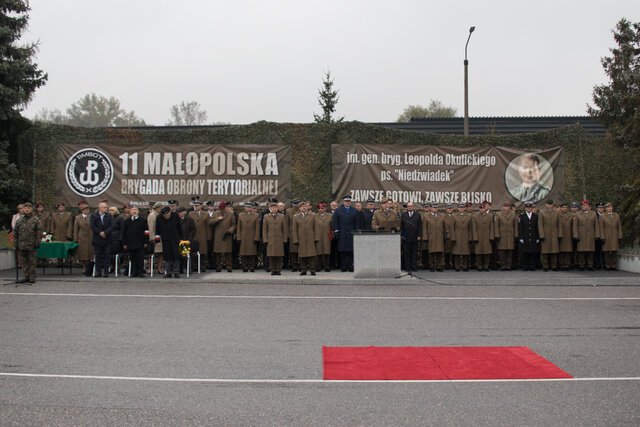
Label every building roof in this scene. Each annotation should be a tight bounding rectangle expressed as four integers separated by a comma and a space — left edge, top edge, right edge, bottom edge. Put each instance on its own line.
370, 116, 606, 136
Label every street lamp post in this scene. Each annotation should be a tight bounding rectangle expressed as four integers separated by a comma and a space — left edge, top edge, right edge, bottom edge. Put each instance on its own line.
464, 26, 475, 137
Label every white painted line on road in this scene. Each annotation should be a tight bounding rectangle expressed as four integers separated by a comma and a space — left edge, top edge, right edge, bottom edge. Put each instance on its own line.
1, 292, 640, 301
1, 372, 640, 384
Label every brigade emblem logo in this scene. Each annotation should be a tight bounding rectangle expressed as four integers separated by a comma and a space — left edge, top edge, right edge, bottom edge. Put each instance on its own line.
65, 148, 114, 197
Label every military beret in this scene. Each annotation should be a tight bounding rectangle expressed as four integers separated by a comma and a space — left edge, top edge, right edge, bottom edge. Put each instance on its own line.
56, 202, 66, 208
571, 202, 580, 207
219, 202, 226, 210
546, 199, 554, 205
581, 200, 590, 205
465, 202, 473, 207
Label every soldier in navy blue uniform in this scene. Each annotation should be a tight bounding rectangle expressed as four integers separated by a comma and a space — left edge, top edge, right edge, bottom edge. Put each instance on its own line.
333, 195, 359, 271
518, 201, 540, 271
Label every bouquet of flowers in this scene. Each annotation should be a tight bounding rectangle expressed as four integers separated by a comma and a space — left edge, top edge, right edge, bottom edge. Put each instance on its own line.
179, 240, 191, 257
41, 232, 53, 243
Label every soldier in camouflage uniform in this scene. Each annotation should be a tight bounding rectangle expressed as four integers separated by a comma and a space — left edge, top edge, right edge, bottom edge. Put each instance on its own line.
13, 202, 43, 284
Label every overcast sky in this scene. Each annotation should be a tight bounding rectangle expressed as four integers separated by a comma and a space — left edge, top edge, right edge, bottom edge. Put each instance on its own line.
21, 0, 639, 126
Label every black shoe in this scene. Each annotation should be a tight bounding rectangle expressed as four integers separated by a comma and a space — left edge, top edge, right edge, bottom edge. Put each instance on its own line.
311, 272, 316, 276
300, 272, 307, 276
271, 271, 277, 275
275, 271, 281, 275
174, 273, 180, 278
250, 269, 255, 272
325, 269, 331, 272
95, 272, 102, 277
138, 274, 145, 278
227, 269, 232, 272
164, 273, 172, 278
265, 269, 271, 273
216, 269, 222, 272
341, 268, 348, 272
243, 269, 248, 272
437, 269, 444, 272
291, 269, 298, 272
28, 279, 36, 283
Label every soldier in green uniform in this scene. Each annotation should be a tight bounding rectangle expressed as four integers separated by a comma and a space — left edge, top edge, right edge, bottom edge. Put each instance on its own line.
13, 202, 43, 284
494, 201, 518, 270
558, 203, 575, 270
538, 199, 562, 271
599, 202, 623, 270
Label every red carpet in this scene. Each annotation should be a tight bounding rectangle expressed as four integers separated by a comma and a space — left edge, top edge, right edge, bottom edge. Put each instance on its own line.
322, 346, 572, 380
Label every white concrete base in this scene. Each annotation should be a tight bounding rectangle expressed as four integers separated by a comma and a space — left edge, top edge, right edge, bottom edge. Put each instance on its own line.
353, 233, 401, 278
0, 250, 16, 271
617, 253, 640, 274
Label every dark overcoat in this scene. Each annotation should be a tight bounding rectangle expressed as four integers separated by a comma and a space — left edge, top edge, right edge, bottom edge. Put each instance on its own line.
333, 205, 359, 252
122, 215, 149, 250
90, 212, 114, 247
518, 212, 539, 253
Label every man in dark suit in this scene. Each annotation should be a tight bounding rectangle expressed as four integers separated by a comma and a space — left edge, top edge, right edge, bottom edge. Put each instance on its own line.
156, 206, 183, 278
359, 199, 376, 231
333, 195, 359, 272
121, 205, 148, 277
90, 202, 114, 277
518, 201, 540, 271
400, 202, 423, 272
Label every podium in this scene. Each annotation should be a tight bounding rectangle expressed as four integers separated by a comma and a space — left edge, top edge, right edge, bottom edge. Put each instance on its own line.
353, 231, 401, 278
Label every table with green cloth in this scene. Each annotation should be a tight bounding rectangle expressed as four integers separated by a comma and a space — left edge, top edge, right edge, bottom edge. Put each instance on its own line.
37, 241, 79, 275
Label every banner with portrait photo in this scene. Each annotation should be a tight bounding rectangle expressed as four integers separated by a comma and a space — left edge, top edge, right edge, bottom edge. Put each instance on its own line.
57, 144, 291, 207
332, 145, 564, 207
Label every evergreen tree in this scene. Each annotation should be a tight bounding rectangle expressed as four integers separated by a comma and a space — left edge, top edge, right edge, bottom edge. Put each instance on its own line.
0, 0, 47, 228
313, 70, 343, 124
588, 18, 640, 244
0, 0, 48, 122
588, 18, 640, 151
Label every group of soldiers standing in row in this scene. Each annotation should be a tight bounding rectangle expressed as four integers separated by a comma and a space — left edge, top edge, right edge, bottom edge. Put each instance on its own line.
11, 195, 624, 282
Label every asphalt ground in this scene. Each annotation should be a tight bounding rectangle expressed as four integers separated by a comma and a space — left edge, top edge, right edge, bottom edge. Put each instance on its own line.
1, 267, 639, 426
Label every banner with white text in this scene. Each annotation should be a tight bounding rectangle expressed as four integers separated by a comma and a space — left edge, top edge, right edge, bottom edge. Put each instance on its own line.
332, 145, 564, 207
57, 144, 291, 207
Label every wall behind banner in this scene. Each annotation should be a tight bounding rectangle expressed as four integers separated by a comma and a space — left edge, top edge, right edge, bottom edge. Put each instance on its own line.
15, 121, 634, 213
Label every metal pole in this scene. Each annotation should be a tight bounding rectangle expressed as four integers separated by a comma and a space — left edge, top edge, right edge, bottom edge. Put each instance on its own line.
464, 26, 475, 137
464, 59, 469, 137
